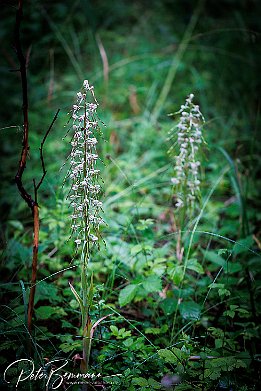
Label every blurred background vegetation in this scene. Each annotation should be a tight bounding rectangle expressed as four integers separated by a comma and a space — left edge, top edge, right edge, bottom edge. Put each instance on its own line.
0, 0, 260, 222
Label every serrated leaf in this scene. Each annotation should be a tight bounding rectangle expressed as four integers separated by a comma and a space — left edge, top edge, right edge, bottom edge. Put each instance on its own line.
218, 288, 230, 297
142, 275, 162, 293
119, 284, 138, 306
160, 298, 177, 315
223, 310, 235, 318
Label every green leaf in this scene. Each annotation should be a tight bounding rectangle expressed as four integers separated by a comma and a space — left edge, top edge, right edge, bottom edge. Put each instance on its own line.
187, 258, 204, 274
204, 250, 241, 273
223, 310, 235, 318
147, 378, 161, 389
218, 288, 231, 297
160, 298, 177, 315
8, 220, 24, 231
132, 377, 148, 386
110, 325, 118, 335
35, 281, 62, 304
204, 250, 226, 267
215, 339, 223, 349
233, 236, 253, 255
142, 275, 162, 293
36, 306, 66, 320
168, 265, 183, 285
179, 301, 201, 320
175, 385, 194, 391
69, 282, 84, 314
158, 349, 178, 364
119, 284, 139, 306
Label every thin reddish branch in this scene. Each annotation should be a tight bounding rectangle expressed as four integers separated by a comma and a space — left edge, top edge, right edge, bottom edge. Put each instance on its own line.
27, 205, 39, 333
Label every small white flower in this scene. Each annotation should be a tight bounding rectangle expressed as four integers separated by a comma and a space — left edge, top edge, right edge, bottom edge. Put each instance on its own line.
175, 199, 184, 208
171, 178, 179, 185
89, 234, 98, 242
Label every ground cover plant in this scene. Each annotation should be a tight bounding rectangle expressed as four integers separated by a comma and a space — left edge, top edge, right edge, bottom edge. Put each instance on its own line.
0, 0, 260, 390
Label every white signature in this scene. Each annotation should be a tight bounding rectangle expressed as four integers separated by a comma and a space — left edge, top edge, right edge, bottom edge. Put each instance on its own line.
4, 359, 101, 389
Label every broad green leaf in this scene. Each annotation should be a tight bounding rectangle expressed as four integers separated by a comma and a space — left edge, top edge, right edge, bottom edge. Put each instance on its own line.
204, 250, 241, 273
168, 265, 183, 285
179, 301, 201, 320
172, 347, 187, 361
160, 298, 177, 315
119, 284, 138, 306
8, 220, 24, 231
187, 258, 204, 274
142, 275, 162, 293
36, 306, 66, 320
35, 281, 62, 304
158, 348, 178, 364
110, 325, 118, 335
204, 251, 226, 267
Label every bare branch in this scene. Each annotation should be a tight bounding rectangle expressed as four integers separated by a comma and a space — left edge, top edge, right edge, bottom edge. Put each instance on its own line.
36, 109, 60, 192
14, 0, 34, 209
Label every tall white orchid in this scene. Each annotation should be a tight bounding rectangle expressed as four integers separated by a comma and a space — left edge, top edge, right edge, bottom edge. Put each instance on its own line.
168, 94, 205, 215
64, 80, 104, 374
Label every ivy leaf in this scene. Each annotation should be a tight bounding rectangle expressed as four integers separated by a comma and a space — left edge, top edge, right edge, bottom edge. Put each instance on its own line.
119, 284, 138, 307
179, 301, 201, 320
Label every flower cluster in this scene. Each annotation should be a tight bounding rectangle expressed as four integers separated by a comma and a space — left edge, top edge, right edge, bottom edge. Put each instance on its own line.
168, 93, 205, 210
65, 80, 104, 248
